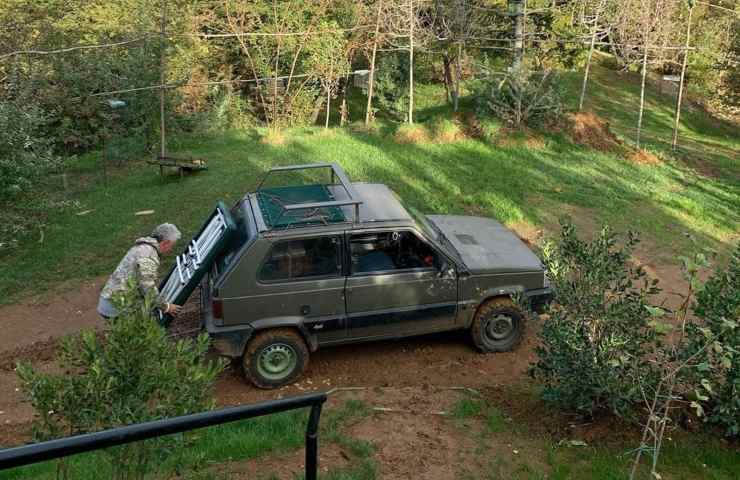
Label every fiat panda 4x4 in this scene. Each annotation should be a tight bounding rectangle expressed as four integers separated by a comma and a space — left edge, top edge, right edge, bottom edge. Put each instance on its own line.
158, 163, 552, 388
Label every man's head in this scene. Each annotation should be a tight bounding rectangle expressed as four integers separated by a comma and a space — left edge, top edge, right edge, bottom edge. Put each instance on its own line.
151, 223, 181, 255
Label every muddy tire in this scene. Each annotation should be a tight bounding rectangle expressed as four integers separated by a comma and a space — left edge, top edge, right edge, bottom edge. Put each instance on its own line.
471, 298, 525, 353
243, 329, 309, 389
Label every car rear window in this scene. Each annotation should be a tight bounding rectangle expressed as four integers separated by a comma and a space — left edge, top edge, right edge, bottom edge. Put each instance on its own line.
259, 237, 341, 282
215, 199, 252, 275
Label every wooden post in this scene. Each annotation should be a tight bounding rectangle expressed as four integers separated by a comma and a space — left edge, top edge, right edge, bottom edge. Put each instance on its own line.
159, 0, 167, 162
511, 0, 524, 71
408, 0, 414, 124
454, 42, 462, 112
579, 0, 605, 111
636, 45, 649, 148
102, 135, 108, 186
672, 4, 693, 151
325, 61, 332, 129
365, 0, 383, 125
340, 72, 349, 127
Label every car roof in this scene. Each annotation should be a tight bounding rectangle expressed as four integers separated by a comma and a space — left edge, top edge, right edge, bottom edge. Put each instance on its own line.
249, 182, 415, 236
336, 183, 412, 224
247, 163, 416, 235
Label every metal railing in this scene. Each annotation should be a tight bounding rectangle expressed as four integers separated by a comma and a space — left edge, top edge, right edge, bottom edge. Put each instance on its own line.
0, 392, 327, 480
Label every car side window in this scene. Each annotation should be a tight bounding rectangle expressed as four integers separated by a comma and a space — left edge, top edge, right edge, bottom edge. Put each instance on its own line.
259, 236, 341, 282
350, 231, 439, 274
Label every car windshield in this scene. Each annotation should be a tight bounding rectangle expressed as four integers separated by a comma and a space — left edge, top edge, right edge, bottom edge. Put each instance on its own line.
394, 196, 438, 241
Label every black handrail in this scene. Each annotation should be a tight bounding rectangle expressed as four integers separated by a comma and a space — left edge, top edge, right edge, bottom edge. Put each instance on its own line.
0, 392, 327, 480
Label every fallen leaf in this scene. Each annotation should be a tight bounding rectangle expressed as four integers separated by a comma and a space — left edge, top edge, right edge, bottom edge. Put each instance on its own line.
135, 210, 155, 216
76, 209, 94, 216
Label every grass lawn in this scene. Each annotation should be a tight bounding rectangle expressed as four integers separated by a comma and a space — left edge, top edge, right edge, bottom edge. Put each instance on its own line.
449, 392, 740, 480
1, 122, 737, 303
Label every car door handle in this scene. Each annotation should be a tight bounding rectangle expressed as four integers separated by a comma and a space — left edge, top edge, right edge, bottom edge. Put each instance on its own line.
300, 305, 311, 315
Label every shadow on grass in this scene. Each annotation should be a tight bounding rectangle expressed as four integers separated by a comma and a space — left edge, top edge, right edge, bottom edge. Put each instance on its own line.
0, 114, 737, 303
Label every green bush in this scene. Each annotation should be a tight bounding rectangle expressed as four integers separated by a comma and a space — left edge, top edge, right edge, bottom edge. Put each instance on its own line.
530, 219, 662, 418
16, 286, 225, 477
0, 101, 61, 199
373, 53, 410, 122
430, 117, 463, 143
684, 244, 740, 436
475, 67, 564, 128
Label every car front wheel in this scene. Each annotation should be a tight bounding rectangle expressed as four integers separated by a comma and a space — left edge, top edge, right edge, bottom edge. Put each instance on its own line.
471, 298, 525, 352
243, 329, 309, 389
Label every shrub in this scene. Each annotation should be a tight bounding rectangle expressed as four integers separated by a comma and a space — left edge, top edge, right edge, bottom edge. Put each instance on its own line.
210, 89, 257, 131
475, 67, 564, 128
393, 123, 429, 144
16, 286, 224, 476
261, 127, 287, 146
374, 54, 410, 121
684, 244, 740, 436
0, 101, 61, 199
430, 117, 464, 143
530, 219, 662, 417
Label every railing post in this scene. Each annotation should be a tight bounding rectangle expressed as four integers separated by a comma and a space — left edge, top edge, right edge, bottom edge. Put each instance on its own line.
305, 402, 324, 480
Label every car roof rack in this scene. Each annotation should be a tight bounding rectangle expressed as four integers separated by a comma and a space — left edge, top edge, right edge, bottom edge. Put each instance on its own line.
254, 163, 363, 230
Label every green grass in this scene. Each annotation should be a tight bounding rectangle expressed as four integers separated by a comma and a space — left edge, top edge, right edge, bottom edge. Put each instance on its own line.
0, 58, 737, 303
0, 408, 309, 479
563, 56, 739, 179
464, 418, 740, 480
540, 435, 740, 480
1, 400, 378, 480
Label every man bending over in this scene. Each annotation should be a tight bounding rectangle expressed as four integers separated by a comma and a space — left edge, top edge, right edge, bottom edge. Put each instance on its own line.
98, 223, 183, 320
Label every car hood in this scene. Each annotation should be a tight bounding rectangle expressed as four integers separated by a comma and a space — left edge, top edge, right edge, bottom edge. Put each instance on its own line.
427, 215, 544, 274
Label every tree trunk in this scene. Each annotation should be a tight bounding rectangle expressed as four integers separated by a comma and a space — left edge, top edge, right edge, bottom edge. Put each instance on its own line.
159, 0, 167, 159
311, 95, 325, 124
442, 53, 453, 104
672, 5, 693, 151
453, 42, 462, 112
365, 0, 382, 125
408, 0, 414, 124
340, 73, 349, 127
273, 41, 280, 126
325, 83, 331, 128
579, 1, 604, 111
636, 45, 649, 148
606, 30, 625, 69
325, 61, 332, 129
511, 0, 524, 71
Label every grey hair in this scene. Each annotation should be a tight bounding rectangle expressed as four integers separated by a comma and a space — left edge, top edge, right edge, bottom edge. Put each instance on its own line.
151, 223, 181, 243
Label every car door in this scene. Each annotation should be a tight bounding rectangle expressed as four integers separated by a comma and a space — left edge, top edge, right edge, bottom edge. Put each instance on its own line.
345, 229, 457, 339
249, 234, 347, 343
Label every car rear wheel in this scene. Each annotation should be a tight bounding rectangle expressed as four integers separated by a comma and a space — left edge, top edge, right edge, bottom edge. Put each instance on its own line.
471, 298, 525, 353
243, 329, 309, 389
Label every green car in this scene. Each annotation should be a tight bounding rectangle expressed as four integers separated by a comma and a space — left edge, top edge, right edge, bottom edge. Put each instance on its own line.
174, 163, 551, 388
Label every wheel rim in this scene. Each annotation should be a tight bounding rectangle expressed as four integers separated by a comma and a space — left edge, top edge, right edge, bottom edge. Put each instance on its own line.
485, 313, 515, 341
257, 343, 298, 381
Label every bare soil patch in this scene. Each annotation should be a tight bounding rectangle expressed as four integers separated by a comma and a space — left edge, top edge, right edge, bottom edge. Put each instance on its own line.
0, 276, 105, 354
566, 111, 623, 153
629, 148, 662, 166
452, 111, 483, 139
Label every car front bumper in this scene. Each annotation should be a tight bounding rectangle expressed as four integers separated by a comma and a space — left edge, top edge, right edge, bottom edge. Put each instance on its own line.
524, 286, 554, 313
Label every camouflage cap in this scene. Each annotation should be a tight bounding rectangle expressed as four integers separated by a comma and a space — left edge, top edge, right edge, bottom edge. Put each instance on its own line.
151, 223, 181, 242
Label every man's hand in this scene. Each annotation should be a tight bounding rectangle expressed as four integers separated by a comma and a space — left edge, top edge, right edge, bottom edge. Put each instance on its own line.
165, 303, 182, 316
